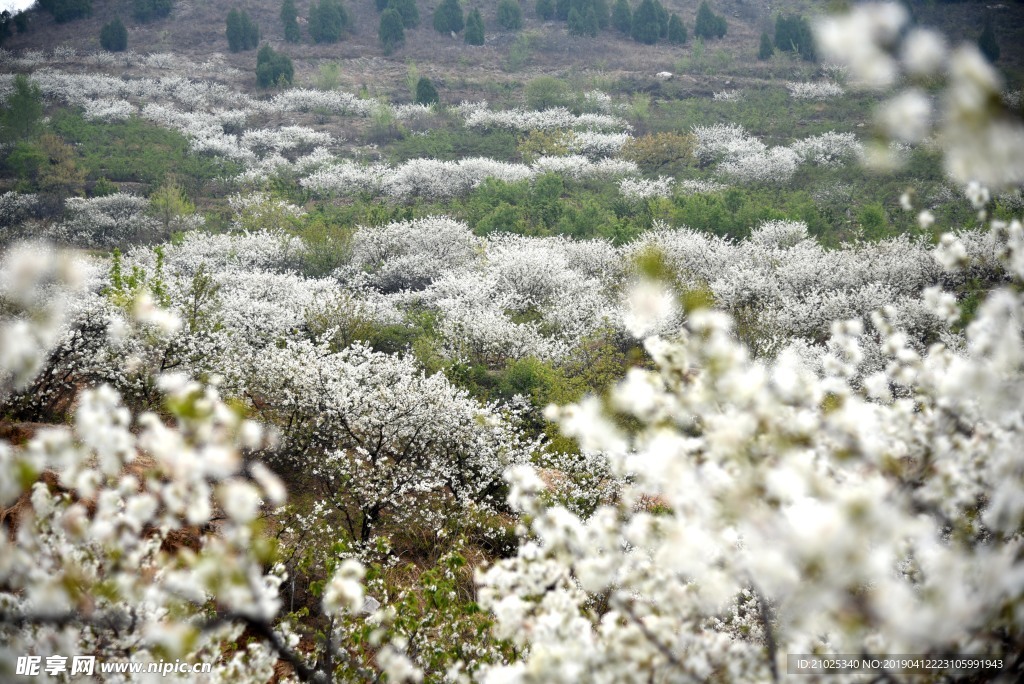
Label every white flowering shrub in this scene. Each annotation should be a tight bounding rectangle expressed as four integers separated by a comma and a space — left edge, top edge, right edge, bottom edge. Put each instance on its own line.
786, 80, 845, 100
618, 176, 674, 200
301, 156, 638, 201
245, 340, 536, 543
790, 131, 863, 167
0, 192, 38, 237
56, 193, 162, 248
464, 106, 631, 133
346, 217, 480, 293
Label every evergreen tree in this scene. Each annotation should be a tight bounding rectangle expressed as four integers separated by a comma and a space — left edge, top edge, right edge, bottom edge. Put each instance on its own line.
758, 29, 773, 59
568, 5, 597, 36
388, 0, 420, 28
256, 44, 294, 87
100, 16, 128, 52
592, 0, 609, 29
694, 0, 725, 39
43, 0, 92, 23
536, 0, 555, 20
555, 0, 570, 21
132, 0, 172, 23
498, 0, 523, 30
667, 13, 686, 44
309, 0, 349, 43
653, 0, 668, 38
774, 13, 814, 61
979, 17, 1000, 63
379, 8, 405, 53
585, 6, 599, 36
227, 8, 242, 50
376, 0, 390, 10
611, 0, 631, 35
465, 7, 484, 44
0, 11, 12, 46
14, 10, 29, 33
226, 9, 259, 52
631, 0, 660, 44
415, 76, 439, 104
433, 0, 464, 33
281, 0, 301, 42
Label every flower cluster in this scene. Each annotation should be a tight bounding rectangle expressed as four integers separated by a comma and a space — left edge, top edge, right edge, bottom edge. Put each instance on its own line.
786, 80, 845, 100
301, 156, 638, 201
463, 106, 631, 133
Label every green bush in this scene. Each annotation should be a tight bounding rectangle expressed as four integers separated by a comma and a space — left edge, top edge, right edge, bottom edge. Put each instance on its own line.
309, 0, 349, 43
631, 0, 660, 44
497, 0, 523, 30
379, 8, 406, 54
39, 0, 92, 23
100, 17, 128, 52
536, 0, 554, 21
226, 8, 260, 52
256, 44, 294, 87
693, 0, 725, 39
667, 13, 686, 44
524, 76, 569, 110
388, 0, 420, 28
280, 0, 301, 42
1, 74, 44, 144
758, 29, 773, 59
611, 0, 630, 34
415, 77, 440, 104
465, 7, 484, 44
132, 0, 172, 23
433, 0, 464, 33
774, 13, 814, 61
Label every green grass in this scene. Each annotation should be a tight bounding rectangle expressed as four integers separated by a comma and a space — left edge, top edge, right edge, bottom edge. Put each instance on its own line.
50, 110, 239, 192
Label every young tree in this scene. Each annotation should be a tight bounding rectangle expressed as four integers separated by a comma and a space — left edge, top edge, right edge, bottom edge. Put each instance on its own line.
388, 0, 420, 28
0, 11, 12, 46
524, 75, 568, 109
775, 13, 814, 61
465, 7, 484, 44
309, 0, 349, 43
379, 7, 405, 54
1, 74, 44, 144
99, 16, 128, 52
667, 13, 686, 44
256, 44, 294, 87
149, 178, 195, 236
415, 76, 439, 104
37, 133, 85, 202
758, 28, 773, 59
653, 0, 668, 38
978, 16, 999, 63
611, 0, 631, 35
226, 9, 260, 52
498, 0, 523, 30
280, 0, 301, 42
433, 0, 464, 33
567, 7, 585, 35
536, 0, 555, 20
593, 0, 609, 29
694, 0, 725, 39
584, 6, 599, 35
631, 0, 660, 44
